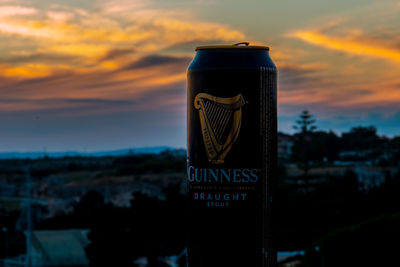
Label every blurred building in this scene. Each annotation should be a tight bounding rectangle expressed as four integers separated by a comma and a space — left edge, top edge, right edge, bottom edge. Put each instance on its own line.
0, 183, 17, 197
354, 166, 398, 191
278, 133, 294, 159
31, 229, 90, 267
277, 251, 304, 267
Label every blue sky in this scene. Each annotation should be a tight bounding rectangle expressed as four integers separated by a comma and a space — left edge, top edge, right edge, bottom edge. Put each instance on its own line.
1, 0, 400, 151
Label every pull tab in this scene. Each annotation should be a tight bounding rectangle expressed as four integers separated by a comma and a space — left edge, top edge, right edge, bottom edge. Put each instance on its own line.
233, 42, 250, 46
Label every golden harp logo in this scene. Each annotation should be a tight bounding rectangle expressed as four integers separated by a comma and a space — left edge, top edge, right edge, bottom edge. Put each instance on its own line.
194, 93, 245, 164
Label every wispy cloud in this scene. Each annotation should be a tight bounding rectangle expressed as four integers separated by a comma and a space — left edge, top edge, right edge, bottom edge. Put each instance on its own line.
278, 62, 330, 89
0, 5, 36, 17
279, 8, 400, 118
0, 0, 246, 115
122, 55, 190, 70
0, 1, 245, 76
0, 53, 189, 113
46, 11, 74, 22
288, 27, 400, 63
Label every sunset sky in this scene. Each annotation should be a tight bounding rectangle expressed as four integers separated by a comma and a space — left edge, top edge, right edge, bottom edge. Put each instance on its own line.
1, 0, 400, 152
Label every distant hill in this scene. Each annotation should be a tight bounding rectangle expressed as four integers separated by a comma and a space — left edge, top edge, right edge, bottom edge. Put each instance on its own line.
0, 146, 186, 159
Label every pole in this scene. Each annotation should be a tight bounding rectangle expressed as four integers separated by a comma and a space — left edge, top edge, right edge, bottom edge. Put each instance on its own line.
25, 167, 32, 267
1, 227, 8, 259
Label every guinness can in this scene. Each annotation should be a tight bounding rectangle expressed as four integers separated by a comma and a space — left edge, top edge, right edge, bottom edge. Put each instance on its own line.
186, 42, 277, 267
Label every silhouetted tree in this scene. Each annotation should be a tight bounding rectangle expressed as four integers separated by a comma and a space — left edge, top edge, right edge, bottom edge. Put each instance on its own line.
74, 191, 104, 227
341, 126, 379, 151
292, 110, 317, 190
162, 183, 186, 255
130, 183, 186, 266
0, 210, 25, 259
391, 136, 400, 165
307, 130, 340, 162
305, 212, 400, 267
85, 204, 136, 267
293, 110, 317, 134
177, 252, 187, 267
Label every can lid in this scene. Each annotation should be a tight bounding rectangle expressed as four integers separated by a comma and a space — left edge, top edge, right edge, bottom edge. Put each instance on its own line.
195, 42, 269, 51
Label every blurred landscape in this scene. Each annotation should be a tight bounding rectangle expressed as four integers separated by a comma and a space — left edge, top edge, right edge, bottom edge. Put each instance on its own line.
1, 0, 400, 266
1, 111, 399, 267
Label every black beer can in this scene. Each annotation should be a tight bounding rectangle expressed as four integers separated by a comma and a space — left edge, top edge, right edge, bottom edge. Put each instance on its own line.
186, 42, 277, 267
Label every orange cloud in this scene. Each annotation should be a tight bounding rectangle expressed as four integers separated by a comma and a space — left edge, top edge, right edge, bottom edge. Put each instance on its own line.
288, 29, 400, 63
0, 54, 190, 114
0, 1, 245, 81
281, 22, 400, 112
0, 63, 52, 77
0, 1, 244, 116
